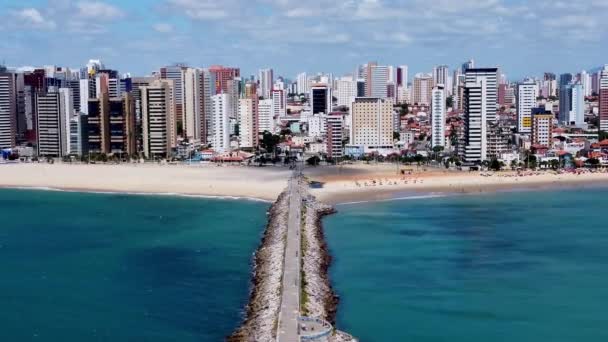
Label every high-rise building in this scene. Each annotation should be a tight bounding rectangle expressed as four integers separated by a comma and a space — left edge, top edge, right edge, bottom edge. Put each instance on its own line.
516, 80, 539, 133
86, 91, 110, 154
271, 89, 286, 118
412, 73, 433, 105
108, 94, 136, 156
465, 68, 498, 122
141, 80, 173, 158
36, 91, 67, 157
462, 59, 475, 73
433, 65, 450, 90
296, 72, 308, 95
369, 65, 389, 98
350, 97, 393, 153
599, 66, 608, 131
160, 65, 186, 136
364, 61, 377, 97
559, 83, 584, 126
211, 93, 231, 153
0, 71, 16, 149
310, 84, 332, 114
559, 73, 573, 89
396, 65, 408, 88
69, 114, 88, 156
209, 65, 240, 95
531, 108, 553, 147
326, 113, 343, 159
238, 98, 258, 149
463, 79, 488, 163
182, 68, 205, 141
258, 68, 274, 99
579, 70, 592, 97
336, 76, 356, 107
258, 99, 274, 133
431, 85, 446, 148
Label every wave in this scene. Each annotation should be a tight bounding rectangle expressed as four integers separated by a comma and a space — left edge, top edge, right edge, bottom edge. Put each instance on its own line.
1, 186, 272, 203
337, 194, 448, 205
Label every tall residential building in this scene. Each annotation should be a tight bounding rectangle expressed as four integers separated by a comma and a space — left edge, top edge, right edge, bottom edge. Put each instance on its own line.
209, 65, 240, 95
160, 65, 186, 136
396, 65, 408, 88
258, 68, 274, 99
336, 76, 356, 107
326, 113, 344, 159
364, 61, 377, 97
108, 94, 136, 156
87, 92, 110, 154
465, 68, 498, 122
431, 85, 446, 148
463, 79, 488, 163
271, 89, 286, 117
350, 97, 393, 153
432, 65, 450, 90
258, 99, 274, 133
296, 72, 308, 94
36, 91, 67, 157
516, 80, 539, 133
599, 66, 608, 131
310, 84, 332, 114
579, 70, 592, 97
211, 93, 231, 153
59, 88, 73, 155
369, 65, 389, 98
412, 74, 433, 105
559, 73, 573, 89
531, 109, 553, 147
69, 114, 87, 156
462, 59, 475, 73
559, 83, 584, 126
238, 98, 258, 149
141, 80, 173, 158
182, 68, 205, 141
0, 72, 16, 149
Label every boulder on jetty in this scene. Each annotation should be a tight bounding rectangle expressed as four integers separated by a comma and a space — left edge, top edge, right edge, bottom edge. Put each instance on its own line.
228, 192, 289, 342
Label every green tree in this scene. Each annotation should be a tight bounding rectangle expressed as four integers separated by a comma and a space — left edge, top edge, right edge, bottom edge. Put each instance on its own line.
393, 131, 400, 140
260, 131, 280, 156
446, 96, 454, 108
549, 159, 561, 170
306, 156, 320, 166
599, 131, 608, 141
510, 159, 518, 170
490, 158, 502, 171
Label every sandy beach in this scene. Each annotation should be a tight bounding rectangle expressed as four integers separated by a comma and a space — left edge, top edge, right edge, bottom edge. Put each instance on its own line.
0, 163, 291, 201
304, 163, 608, 204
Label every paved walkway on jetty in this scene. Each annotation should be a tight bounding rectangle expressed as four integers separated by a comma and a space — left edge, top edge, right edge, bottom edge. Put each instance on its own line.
277, 176, 302, 342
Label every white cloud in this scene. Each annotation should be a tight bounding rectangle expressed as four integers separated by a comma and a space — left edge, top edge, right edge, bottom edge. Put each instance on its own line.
14, 8, 56, 29
76, 1, 125, 20
167, 0, 229, 19
153, 23, 174, 33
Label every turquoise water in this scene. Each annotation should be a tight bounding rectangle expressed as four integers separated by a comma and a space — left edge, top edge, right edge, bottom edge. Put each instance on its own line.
325, 189, 608, 341
0, 189, 268, 341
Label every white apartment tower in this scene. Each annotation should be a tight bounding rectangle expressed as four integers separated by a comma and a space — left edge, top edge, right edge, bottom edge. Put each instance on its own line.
412, 74, 434, 105
238, 98, 258, 149
0, 72, 16, 149
517, 80, 539, 133
258, 68, 274, 99
36, 91, 67, 157
465, 68, 498, 122
141, 80, 173, 158
212, 93, 231, 153
182, 68, 204, 141
431, 85, 446, 148
370, 65, 389, 98
336, 76, 357, 107
463, 80, 488, 163
258, 99, 274, 133
350, 97, 394, 153
271, 89, 286, 117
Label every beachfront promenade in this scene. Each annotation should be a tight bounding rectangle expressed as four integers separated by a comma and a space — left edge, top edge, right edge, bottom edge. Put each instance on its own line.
276, 176, 302, 342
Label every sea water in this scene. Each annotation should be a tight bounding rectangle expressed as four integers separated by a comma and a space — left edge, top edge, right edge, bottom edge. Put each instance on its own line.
325, 189, 608, 341
0, 189, 268, 341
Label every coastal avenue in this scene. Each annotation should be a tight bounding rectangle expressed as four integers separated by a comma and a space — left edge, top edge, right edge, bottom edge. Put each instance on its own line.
277, 175, 302, 342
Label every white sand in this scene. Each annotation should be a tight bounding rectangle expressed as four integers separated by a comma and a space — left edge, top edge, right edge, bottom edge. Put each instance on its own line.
304, 164, 608, 203
0, 163, 291, 201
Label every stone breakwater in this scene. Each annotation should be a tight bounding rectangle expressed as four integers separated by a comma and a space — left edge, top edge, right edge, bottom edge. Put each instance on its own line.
228, 192, 289, 342
301, 190, 357, 342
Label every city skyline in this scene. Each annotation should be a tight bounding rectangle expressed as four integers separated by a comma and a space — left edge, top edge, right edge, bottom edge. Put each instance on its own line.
1, 0, 607, 78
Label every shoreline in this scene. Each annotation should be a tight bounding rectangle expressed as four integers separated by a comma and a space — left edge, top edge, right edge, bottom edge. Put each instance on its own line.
0, 185, 273, 203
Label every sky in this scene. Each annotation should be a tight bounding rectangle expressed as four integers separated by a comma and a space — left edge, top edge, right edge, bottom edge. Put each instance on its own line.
1, 0, 607, 80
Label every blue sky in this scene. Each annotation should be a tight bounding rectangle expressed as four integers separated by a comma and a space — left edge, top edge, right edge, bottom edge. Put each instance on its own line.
1, 0, 607, 80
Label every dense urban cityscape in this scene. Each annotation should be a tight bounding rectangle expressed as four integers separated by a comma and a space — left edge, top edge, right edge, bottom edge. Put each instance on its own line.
2, 59, 608, 170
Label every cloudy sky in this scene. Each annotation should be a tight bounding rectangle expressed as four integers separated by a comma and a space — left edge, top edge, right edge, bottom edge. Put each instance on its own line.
1, 0, 607, 80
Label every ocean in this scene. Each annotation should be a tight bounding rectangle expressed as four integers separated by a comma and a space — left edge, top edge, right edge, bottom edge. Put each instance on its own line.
0, 189, 268, 341
324, 189, 608, 342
